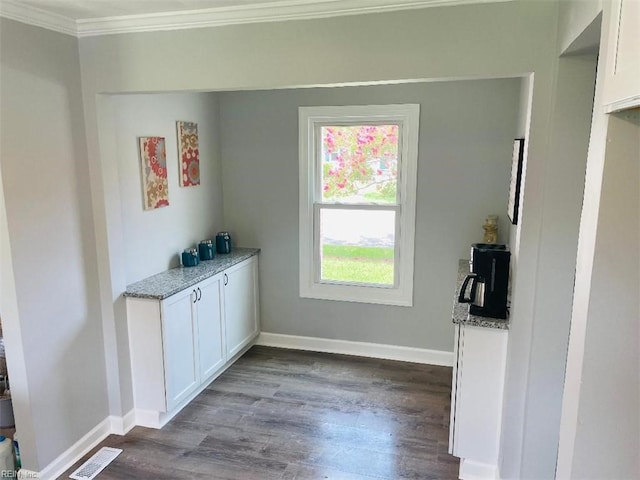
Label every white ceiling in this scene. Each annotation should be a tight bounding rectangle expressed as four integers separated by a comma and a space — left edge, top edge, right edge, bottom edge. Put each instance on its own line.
0, 0, 507, 36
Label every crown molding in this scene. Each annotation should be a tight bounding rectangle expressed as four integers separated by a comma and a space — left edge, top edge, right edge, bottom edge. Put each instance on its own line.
0, 0, 77, 36
0, 0, 510, 38
75, 0, 510, 37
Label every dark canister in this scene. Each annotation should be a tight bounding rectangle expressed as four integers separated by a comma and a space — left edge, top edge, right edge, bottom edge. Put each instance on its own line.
215, 232, 232, 254
181, 248, 200, 267
198, 240, 215, 261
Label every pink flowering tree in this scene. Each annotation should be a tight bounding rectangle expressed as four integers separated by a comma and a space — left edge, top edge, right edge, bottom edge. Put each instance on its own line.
321, 125, 399, 202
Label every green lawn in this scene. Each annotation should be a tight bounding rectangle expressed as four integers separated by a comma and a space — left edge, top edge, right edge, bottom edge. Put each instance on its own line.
321, 244, 394, 285
363, 190, 397, 203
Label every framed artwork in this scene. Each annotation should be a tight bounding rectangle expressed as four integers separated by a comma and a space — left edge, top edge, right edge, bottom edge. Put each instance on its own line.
177, 121, 200, 187
508, 138, 525, 224
139, 136, 169, 210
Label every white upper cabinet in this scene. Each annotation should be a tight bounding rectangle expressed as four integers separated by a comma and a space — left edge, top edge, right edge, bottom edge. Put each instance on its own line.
604, 0, 640, 111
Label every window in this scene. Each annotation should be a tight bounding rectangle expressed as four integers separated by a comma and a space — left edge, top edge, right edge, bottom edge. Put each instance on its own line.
299, 104, 419, 306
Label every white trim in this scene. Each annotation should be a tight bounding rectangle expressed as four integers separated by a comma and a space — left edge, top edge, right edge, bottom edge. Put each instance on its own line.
458, 458, 500, 480
0, 0, 512, 37
122, 409, 137, 434
34, 410, 136, 479
256, 332, 453, 366
108, 409, 136, 436
37, 418, 112, 480
603, 93, 640, 113
132, 409, 164, 430
0, 0, 76, 36
299, 104, 419, 307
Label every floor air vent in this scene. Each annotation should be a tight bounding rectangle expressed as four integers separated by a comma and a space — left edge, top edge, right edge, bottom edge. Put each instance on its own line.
69, 447, 123, 480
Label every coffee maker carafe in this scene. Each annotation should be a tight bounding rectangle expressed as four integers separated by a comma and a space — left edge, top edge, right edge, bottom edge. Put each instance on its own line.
458, 243, 510, 319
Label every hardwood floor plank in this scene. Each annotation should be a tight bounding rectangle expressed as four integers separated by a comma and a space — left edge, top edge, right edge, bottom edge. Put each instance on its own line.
58, 346, 460, 479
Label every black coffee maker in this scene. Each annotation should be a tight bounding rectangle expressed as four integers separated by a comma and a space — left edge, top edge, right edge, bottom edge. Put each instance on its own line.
458, 243, 510, 319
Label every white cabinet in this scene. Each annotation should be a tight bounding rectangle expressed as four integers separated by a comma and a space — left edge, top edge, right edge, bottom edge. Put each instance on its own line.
162, 273, 225, 411
604, 0, 640, 112
162, 287, 200, 411
126, 255, 259, 428
223, 256, 259, 359
195, 274, 225, 381
449, 323, 508, 479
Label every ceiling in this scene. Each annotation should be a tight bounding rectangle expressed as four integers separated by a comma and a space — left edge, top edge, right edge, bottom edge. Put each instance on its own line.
0, 0, 506, 37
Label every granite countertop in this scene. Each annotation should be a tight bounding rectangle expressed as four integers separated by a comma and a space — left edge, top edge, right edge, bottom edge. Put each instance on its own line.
124, 247, 260, 300
452, 259, 509, 330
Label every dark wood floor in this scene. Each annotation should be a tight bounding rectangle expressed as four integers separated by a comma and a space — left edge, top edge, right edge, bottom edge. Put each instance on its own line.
61, 346, 459, 479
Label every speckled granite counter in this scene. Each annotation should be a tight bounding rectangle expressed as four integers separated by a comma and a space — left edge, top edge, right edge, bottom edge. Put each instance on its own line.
124, 248, 260, 300
452, 259, 509, 330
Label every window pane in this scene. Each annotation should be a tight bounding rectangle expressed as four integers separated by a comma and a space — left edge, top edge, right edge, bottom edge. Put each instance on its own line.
321, 125, 399, 205
319, 208, 395, 286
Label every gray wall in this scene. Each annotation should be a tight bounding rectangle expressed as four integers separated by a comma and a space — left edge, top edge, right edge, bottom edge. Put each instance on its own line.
218, 80, 520, 352
110, 92, 224, 284
519, 54, 597, 479
0, 1, 558, 476
570, 110, 639, 479
0, 18, 108, 470
79, 3, 562, 475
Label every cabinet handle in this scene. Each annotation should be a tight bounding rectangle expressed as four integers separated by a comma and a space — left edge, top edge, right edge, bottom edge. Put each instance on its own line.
192, 289, 197, 303
197, 287, 202, 301
224, 273, 228, 286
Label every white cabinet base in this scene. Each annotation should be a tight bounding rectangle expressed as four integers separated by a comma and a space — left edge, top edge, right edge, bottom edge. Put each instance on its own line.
449, 323, 508, 479
133, 336, 258, 429
126, 255, 260, 429
459, 458, 500, 480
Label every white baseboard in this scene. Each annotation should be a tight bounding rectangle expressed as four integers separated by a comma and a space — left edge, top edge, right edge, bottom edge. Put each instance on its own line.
36, 409, 136, 479
37, 417, 112, 480
122, 409, 136, 434
256, 332, 453, 366
134, 408, 162, 429
109, 409, 136, 435
459, 458, 500, 480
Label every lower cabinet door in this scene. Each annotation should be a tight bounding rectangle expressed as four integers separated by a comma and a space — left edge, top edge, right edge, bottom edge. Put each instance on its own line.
224, 257, 259, 358
162, 288, 199, 411
451, 324, 508, 466
196, 274, 225, 381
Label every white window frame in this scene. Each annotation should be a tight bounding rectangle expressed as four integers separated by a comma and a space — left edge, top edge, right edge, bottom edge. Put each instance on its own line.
299, 104, 419, 306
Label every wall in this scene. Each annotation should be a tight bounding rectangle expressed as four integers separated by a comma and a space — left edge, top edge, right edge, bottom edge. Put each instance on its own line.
110, 92, 223, 284
0, 18, 108, 471
218, 80, 520, 351
0, 136, 38, 472
557, 0, 604, 54
569, 109, 639, 479
491, 52, 596, 480
556, 0, 640, 477
519, 54, 597, 479
77, 2, 562, 477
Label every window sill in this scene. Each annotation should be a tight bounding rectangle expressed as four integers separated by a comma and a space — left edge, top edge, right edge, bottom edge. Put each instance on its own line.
300, 282, 413, 307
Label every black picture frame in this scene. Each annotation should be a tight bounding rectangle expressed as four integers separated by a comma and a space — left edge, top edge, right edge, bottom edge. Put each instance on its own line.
508, 138, 525, 225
